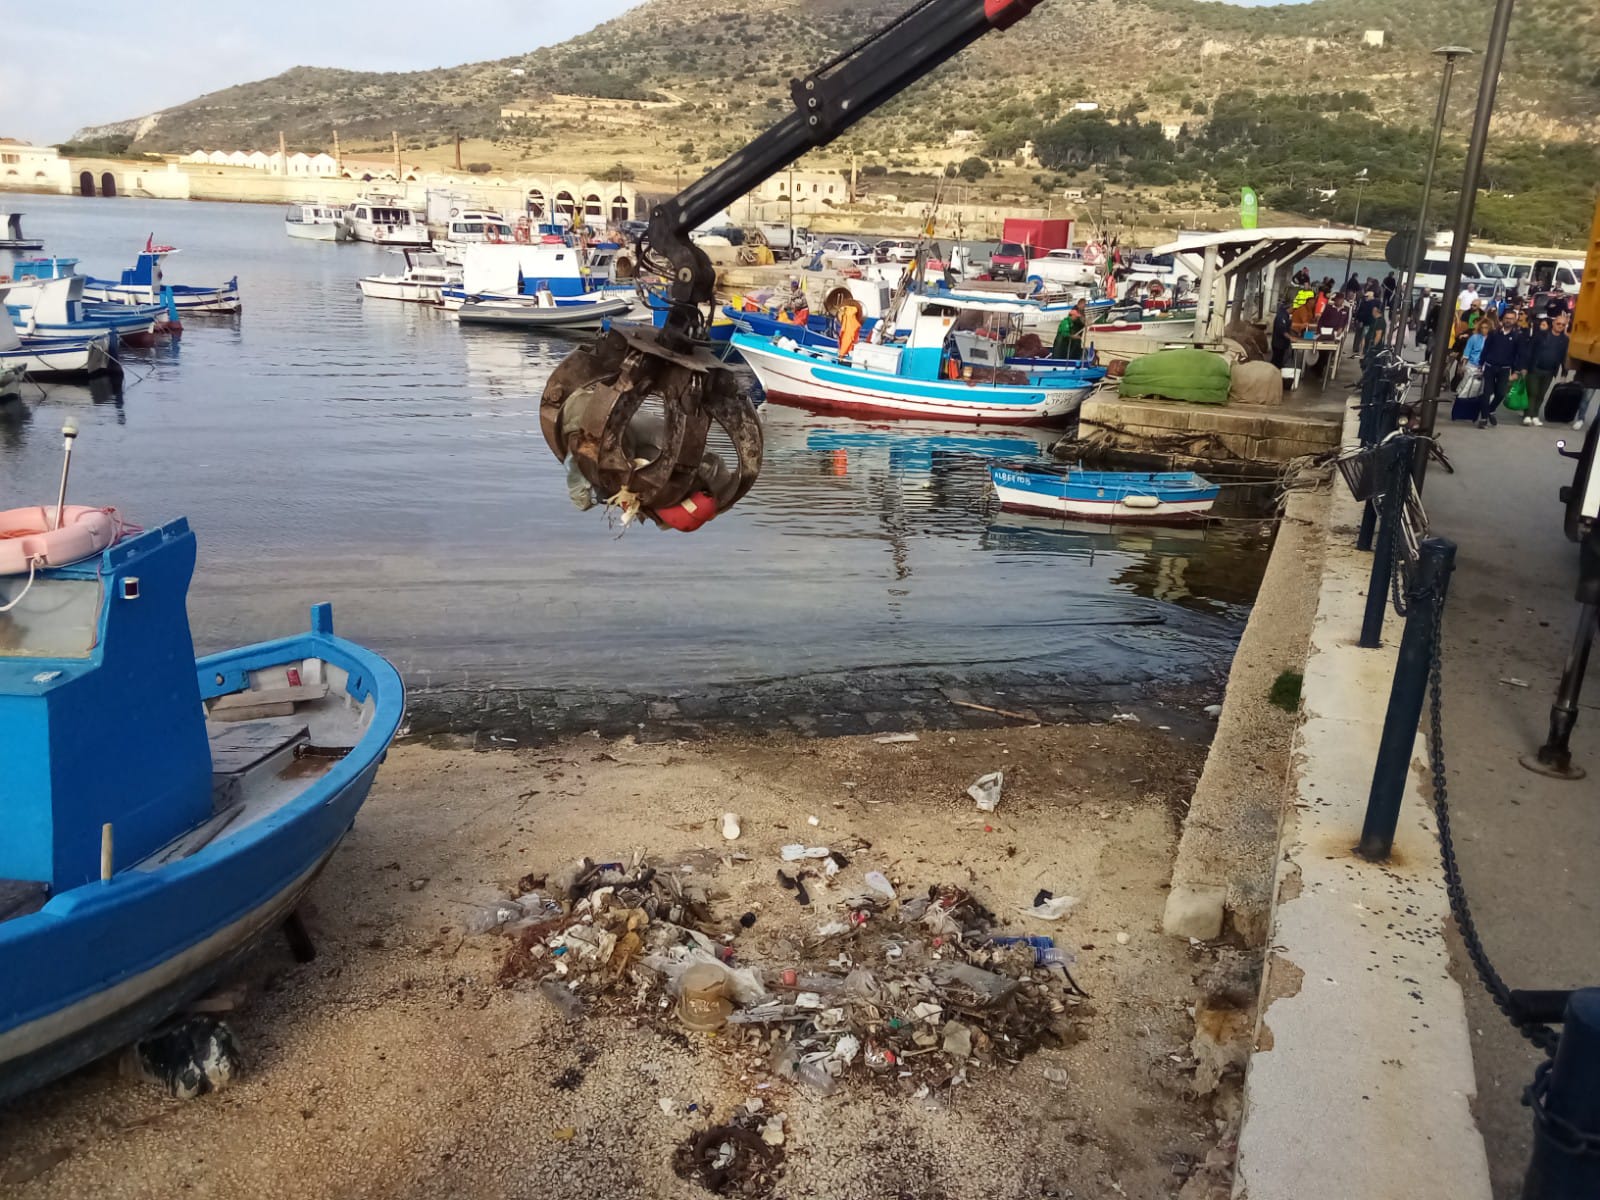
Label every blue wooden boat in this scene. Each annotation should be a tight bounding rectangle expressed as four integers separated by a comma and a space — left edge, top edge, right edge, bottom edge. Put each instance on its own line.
80, 250, 240, 315
989, 464, 1220, 522
0, 516, 402, 1102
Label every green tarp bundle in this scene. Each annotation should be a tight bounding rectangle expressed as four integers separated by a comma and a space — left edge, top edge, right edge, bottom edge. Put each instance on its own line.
1117, 348, 1232, 405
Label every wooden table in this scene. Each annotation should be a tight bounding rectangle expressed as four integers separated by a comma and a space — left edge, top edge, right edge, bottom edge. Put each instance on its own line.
1287, 338, 1343, 388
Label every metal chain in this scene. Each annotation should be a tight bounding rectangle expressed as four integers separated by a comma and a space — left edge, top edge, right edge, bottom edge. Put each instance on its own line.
1525, 1059, 1600, 1155
1426, 588, 1560, 1055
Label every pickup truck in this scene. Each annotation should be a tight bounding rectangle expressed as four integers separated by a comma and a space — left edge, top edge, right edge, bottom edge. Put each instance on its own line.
1023, 249, 1099, 288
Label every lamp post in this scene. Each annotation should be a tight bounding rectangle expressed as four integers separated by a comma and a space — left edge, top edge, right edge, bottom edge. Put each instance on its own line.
1341, 169, 1368, 288
1416, 3, 1516, 485
1392, 45, 1474, 348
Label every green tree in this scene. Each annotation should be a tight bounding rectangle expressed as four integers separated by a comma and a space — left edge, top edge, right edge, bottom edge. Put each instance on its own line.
958, 156, 990, 180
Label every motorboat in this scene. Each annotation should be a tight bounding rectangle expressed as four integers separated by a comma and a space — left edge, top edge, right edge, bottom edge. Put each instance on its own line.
989, 464, 1219, 522
0, 212, 44, 252
0, 495, 403, 1103
732, 292, 1097, 427
79, 250, 240, 315
434, 208, 515, 264
455, 290, 633, 330
357, 250, 460, 305
439, 242, 639, 314
343, 194, 430, 247
285, 202, 348, 242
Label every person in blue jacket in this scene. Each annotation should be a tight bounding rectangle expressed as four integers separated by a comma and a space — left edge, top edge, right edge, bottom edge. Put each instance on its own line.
1475, 314, 1528, 429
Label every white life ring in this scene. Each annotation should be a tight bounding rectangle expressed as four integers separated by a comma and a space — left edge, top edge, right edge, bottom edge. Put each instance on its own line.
0, 506, 126, 576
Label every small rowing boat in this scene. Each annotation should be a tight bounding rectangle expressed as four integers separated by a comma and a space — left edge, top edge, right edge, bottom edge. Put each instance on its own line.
989, 464, 1219, 522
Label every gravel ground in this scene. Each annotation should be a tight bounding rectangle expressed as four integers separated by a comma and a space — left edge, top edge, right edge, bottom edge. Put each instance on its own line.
0, 725, 1235, 1199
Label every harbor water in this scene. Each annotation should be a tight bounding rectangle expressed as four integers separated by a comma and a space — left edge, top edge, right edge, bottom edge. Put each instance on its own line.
1, 195, 1274, 713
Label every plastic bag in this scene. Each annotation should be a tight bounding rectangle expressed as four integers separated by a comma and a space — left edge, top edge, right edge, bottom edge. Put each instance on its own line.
1456, 367, 1483, 400
642, 950, 769, 1005
1505, 377, 1529, 412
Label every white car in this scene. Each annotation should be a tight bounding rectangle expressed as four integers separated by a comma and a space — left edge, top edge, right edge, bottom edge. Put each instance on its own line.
1024, 249, 1099, 288
817, 238, 874, 266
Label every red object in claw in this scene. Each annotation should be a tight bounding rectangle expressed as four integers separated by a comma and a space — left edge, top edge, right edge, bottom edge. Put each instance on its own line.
655, 492, 718, 532
985, 0, 1040, 30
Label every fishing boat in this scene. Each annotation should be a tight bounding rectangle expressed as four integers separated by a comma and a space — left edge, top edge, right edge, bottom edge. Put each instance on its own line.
733, 293, 1095, 428
0, 294, 119, 380
343, 194, 430, 247
8, 274, 161, 349
439, 243, 641, 314
0, 213, 44, 252
989, 464, 1219, 522
0, 449, 404, 1103
284, 202, 348, 242
455, 292, 633, 330
80, 250, 240, 315
357, 250, 460, 305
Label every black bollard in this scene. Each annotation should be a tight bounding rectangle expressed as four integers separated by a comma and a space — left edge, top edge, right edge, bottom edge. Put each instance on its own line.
1358, 536, 1456, 860
1522, 525, 1600, 780
1356, 361, 1385, 552
1522, 989, 1600, 1200
1359, 439, 1415, 650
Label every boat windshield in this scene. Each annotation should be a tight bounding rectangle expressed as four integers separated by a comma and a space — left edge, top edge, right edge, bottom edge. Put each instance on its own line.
0, 575, 101, 658
370, 207, 413, 223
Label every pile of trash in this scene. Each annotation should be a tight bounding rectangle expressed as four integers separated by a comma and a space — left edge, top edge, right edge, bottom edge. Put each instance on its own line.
483, 845, 1090, 1098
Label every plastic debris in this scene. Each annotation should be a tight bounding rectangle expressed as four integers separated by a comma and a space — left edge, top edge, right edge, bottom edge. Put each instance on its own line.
780, 845, 832, 861
1111, 712, 1140, 723
1499, 677, 1530, 688
807, 815, 821, 826
1115, 931, 1131, 945
538, 979, 584, 1022
1043, 1066, 1070, 1090
942, 1020, 973, 1060
874, 732, 920, 744
760, 1114, 787, 1146
721, 812, 742, 840
1203, 704, 1223, 717
1018, 894, 1080, 921
967, 770, 1004, 813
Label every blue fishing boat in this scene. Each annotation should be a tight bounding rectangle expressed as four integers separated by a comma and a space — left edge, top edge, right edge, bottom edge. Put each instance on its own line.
10, 258, 182, 345
733, 293, 1097, 427
989, 464, 1220, 522
0, 479, 402, 1102
80, 249, 240, 315
0, 293, 119, 380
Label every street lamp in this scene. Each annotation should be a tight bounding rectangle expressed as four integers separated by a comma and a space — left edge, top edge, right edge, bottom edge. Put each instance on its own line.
1341, 167, 1369, 288
1392, 45, 1474, 348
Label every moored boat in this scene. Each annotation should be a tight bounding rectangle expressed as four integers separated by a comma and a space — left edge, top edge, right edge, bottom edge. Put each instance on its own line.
0, 212, 44, 252
285, 202, 348, 242
0, 502, 403, 1103
733, 293, 1094, 428
357, 250, 460, 305
79, 250, 240, 315
0, 292, 120, 380
344, 194, 430, 247
989, 464, 1219, 522
7, 274, 160, 349
434, 208, 516, 263
455, 292, 633, 330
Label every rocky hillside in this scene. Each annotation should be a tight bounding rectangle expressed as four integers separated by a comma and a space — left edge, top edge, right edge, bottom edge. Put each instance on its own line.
76, 0, 1599, 155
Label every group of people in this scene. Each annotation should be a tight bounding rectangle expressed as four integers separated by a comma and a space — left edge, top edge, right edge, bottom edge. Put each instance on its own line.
1446, 294, 1581, 429
1269, 267, 1362, 369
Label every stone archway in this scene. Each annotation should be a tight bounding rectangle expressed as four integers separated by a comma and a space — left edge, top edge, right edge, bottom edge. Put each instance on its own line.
79, 170, 96, 196
610, 196, 629, 225
100, 172, 117, 197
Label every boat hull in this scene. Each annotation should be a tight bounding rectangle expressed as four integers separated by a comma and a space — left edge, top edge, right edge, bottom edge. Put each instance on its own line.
990, 466, 1219, 523
357, 278, 445, 305
455, 296, 633, 329
2, 338, 120, 381
286, 221, 347, 242
349, 227, 431, 248
81, 282, 241, 316
0, 629, 403, 1104
736, 336, 1087, 429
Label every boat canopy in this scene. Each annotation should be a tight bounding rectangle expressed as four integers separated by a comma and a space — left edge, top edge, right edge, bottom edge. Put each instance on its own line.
1150, 226, 1367, 341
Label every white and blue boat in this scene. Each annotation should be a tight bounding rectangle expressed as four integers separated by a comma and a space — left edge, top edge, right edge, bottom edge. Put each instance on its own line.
989, 464, 1220, 522
441, 243, 642, 316
0, 290, 119, 380
733, 293, 1098, 428
80, 249, 240, 315
0, 513, 403, 1103
13, 258, 182, 339
8, 273, 163, 350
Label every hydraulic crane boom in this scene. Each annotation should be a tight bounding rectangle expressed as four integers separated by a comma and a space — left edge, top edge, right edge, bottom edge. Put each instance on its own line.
541, 0, 1046, 531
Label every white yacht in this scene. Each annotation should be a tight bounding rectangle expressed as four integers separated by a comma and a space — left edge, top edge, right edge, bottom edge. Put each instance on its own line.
284, 202, 348, 242
435, 208, 517, 264
357, 250, 460, 305
344, 194, 431, 247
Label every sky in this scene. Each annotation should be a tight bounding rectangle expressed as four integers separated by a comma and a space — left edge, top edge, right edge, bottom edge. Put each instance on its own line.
0, 0, 1297, 146
0, 0, 642, 145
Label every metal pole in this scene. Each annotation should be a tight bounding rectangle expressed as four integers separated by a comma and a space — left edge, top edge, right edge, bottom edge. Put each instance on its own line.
1521, 989, 1600, 1199
51, 420, 79, 531
1521, 523, 1600, 779
1341, 176, 1365, 287
1391, 48, 1470, 351
1416, 3, 1516, 474
1358, 536, 1456, 860
1360, 440, 1414, 648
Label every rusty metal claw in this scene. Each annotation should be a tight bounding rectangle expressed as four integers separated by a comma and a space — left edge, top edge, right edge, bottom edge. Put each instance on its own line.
541, 328, 763, 529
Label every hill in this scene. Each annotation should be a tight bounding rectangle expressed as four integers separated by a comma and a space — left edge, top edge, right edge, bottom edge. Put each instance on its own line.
72, 0, 1600, 243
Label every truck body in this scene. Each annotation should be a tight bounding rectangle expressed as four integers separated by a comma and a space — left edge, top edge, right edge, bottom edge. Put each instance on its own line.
989, 218, 1076, 280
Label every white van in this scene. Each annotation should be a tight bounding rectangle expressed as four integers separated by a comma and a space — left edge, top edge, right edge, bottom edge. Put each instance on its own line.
1414, 250, 1506, 294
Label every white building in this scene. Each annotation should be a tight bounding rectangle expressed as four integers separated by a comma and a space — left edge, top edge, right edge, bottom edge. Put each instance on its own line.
1071, 101, 1100, 112
0, 140, 73, 190
1363, 29, 1385, 46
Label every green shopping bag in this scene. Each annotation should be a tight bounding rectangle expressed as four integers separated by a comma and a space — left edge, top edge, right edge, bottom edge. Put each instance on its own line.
1505, 377, 1529, 412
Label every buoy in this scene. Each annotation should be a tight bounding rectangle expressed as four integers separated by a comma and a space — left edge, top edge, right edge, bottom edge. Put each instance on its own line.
655, 492, 718, 533
1121, 495, 1161, 509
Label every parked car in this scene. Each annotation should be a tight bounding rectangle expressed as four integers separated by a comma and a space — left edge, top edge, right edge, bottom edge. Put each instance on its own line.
988, 241, 1031, 281
873, 238, 919, 264
1024, 249, 1098, 288
817, 238, 874, 266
